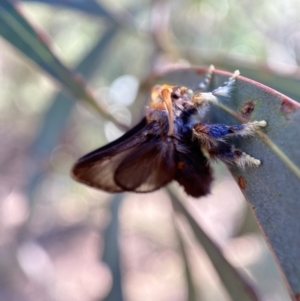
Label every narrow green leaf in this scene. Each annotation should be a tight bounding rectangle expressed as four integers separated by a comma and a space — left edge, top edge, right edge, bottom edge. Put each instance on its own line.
168, 188, 261, 301
172, 217, 199, 301
157, 67, 300, 298
26, 25, 119, 202
0, 0, 126, 129
102, 195, 124, 301
21, 0, 118, 21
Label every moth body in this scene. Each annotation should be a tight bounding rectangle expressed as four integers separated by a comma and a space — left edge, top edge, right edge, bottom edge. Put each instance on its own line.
72, 67, 267, 197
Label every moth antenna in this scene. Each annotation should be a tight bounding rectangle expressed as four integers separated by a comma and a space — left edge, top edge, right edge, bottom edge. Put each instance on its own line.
161, 88, 174, 136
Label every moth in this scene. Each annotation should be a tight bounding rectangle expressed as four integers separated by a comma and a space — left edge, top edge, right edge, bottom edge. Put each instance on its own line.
72, 66, 267, 197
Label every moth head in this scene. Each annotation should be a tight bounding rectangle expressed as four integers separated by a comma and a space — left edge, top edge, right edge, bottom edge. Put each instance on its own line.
149, 85, 173, 135
149, 85, 194, 136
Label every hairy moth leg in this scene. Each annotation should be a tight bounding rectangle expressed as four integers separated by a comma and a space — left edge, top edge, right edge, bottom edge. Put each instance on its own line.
193, 120, 267, 168
211, 70, 240, 99
206, 142, 261, 169
192, 69, 240, 107
226, 120, 267, 137
197, 65, 215, 91
192, 120, 267, 147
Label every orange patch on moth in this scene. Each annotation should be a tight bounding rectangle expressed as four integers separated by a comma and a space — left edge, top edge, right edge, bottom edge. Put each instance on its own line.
177, 161, 186, 169
161, 88, 174, 135
149, 84, 173, 110
193, 123, 210, 133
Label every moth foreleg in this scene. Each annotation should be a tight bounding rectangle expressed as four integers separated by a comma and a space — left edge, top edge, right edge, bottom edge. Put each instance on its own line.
197, 65, 215, 91
211, 69, 240, 99
192, 69, 240, 106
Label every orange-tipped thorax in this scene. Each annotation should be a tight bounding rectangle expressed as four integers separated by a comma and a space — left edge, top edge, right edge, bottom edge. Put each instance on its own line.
149, 84, 193, 136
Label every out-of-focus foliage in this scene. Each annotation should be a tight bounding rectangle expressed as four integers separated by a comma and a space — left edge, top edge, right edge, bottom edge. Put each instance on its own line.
0, 0, 299, 301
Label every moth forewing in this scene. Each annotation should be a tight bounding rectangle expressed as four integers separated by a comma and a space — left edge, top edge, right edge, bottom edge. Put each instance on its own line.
72, 148, 136, 192
72, 118, 150, 191
72, 116, 176, 193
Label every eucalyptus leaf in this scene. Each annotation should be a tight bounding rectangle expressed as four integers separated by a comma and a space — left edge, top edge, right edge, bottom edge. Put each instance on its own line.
155, 67, 300, 298
169, 188, 261, 301
21, 0, 116, 20
26, 25, 119, 203
172, 217, 198, 301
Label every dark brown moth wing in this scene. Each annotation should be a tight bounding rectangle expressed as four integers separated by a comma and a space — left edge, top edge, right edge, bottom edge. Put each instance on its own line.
72, 118, 150, 192
114, 139, 176, 192
174, 141, 213, 198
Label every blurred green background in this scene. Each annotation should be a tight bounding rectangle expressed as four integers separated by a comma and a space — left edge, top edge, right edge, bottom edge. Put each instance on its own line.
0, 0, 299, 300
